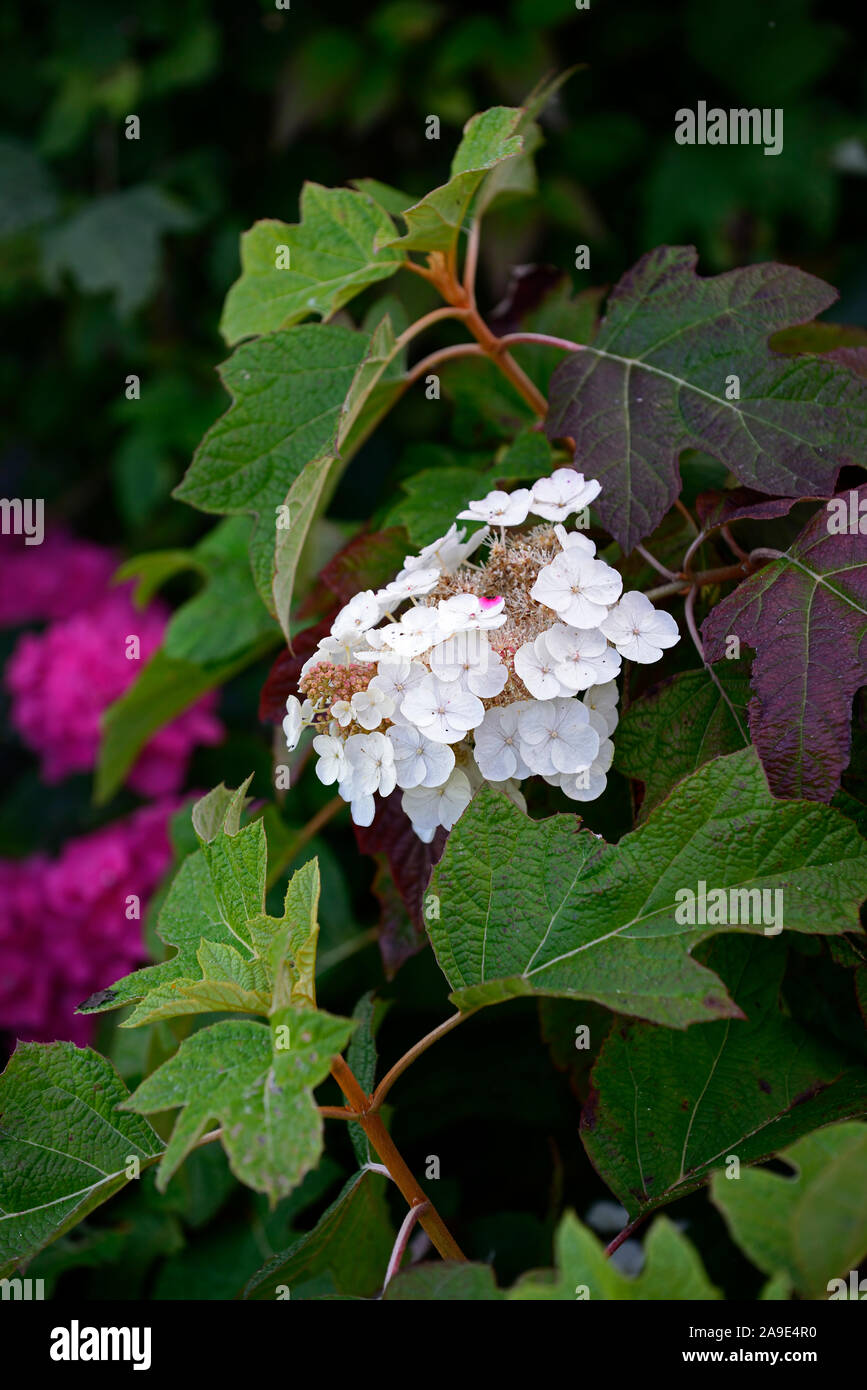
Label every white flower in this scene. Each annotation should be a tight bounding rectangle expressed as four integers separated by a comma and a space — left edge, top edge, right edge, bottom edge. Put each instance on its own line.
349, 792, 376, 827
554, 523, 596, 556
350, 685, 395, 730
400, 675, 485, 744
342, 732, 396, 798
457, 488, 531, 528
530, 469, 601, 522
531, 549, 623, 629
583, 681, 619, 736
367, 657, 429, 715
473, 703, 532, 781
600, 591, 680, 662
557, 714, 614, 801
386, 724, 455, 789
518, 697, 600, 776
436, 592, 507, 636
299, 633, 360, 680
376, 567, 440, 607
543, 623, 611, 692
379, 605, 443, 657
332, 590, 383, 642
400, 523, 488, 576
429, 632, 508, 698
313, 734, 347, 786
330, 700, 353, 728
514, 633, 570, 700
283, 695, 304, 751
402, 768, 473, 841
332, 700, 355, 733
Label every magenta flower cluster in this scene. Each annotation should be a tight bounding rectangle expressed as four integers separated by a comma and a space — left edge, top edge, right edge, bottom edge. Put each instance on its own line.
0, 528, 224, 1044
0, 801, 176, 1045
3, 530, 223, 794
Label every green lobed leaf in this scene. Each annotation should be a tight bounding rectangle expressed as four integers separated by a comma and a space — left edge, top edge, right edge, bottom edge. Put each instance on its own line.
173, 324, 370, 609
220, 184, 403, 345
545, 246, 867, 553
0, 1043, 164, 1277
41, 185, 193, 315
582, 936, 867, 1220
614, 663, 752, 815
378, 106, 525, 255
429, 748, 867, 1027
507, 1211, 720, 1300
711, 1122, 867, 1299
120, 1007, 355, 1203
271, 314, 405, 639
79, 782, 324, 1028
244, 1169, 394, 1299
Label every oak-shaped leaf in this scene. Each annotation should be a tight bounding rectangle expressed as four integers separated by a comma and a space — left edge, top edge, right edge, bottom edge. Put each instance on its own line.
173, 324, 370, 609
120, 1007, 354, 1204
78, 781, 323, 1026
507, 1211, 719, 1301
428, 749, 867, 1027
377, 106, 524, 256
582, 936, 867, 1221
544, 246, 867, 552
711, 1121, 867, 1300
220, 184, 403, 345
0, 1043, 164, 1277
702, 484, 867, 801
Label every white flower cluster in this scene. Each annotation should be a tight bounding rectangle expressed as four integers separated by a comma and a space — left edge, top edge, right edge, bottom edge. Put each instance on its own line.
283, 469, 679, 842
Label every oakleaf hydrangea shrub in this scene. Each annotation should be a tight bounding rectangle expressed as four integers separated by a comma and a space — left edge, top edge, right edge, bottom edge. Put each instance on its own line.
3, 69, 867, 1309
284, 471, 678, 839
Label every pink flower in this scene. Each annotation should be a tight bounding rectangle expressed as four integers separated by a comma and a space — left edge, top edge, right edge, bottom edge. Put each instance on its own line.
0, 801, 177, 1046
0, 528, 117, 626
6, 590, 223, 794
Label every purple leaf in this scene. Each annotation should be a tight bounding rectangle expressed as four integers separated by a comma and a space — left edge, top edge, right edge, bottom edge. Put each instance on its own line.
353, 792, 446, 978
702, 485, 867, 801
546, 246, 867, 552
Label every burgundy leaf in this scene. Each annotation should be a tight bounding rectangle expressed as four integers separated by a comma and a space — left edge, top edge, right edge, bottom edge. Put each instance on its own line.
354, 791, 446, 977
258, 611, 337, 724
696, 487, 831, 531
702, 485, 867, 801
320, 526, 409, 605
546, 246, 867, 553
487, 264, 564, 334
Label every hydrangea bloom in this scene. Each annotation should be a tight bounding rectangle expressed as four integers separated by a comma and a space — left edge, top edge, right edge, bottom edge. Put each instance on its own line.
282, 470, 680, 842
0, 527, 117, 626
0, 801, 176, 1045
6, 589, 223, 794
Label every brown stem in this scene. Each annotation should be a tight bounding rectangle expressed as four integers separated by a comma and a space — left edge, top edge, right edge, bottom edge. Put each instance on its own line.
403, 342, 486, 388
400, 255, 548, 417
264, 795, 345, 890
318, 1106, 356, 1120
329, 1054, 467, 1262
369, 1010, 477, 1112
